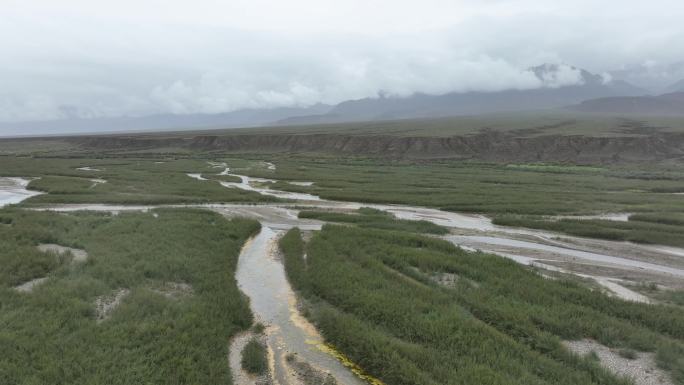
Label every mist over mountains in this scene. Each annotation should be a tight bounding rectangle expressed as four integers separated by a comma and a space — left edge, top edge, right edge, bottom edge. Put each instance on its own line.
570, 92, 684, 115
279, 64, 648, 125
609, 61, 684, 93
667, 79, 684, 93
1, 63, 680, 137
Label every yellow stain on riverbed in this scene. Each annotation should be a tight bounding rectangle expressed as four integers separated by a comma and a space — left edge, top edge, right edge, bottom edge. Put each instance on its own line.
314, 342, 386, 385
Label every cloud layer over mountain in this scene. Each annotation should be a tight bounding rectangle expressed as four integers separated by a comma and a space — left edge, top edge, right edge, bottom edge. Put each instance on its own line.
2, 0, 684, 123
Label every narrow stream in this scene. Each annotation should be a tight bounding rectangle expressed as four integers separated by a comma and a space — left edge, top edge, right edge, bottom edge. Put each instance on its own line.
447, 235, 684, 278
19, 162, 684, 383
0, 177, 42, 207
235, 226, 365, 385
210, 166, 684, 292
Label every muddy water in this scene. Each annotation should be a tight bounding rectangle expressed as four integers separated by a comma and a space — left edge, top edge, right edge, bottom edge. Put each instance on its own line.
218, 168, 322, 201
236, 226, 364, 385
213, 165, 684, 302
0, 177, 42, 206
41, 162, 684, 293
187, 173, 207, 181
447, 235, 684, 278
25, 161, 684, 383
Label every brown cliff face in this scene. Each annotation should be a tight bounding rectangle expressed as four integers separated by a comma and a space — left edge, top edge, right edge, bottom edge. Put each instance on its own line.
69, 131, 684, 164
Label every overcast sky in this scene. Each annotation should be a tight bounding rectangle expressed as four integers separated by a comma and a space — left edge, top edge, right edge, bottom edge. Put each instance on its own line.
2, 0, 684, 122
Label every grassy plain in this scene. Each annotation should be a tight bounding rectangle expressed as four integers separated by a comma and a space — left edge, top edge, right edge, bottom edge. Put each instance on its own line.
0, 208, 259, 384
0, 156, 276, 205
243, 156, 684, 246
299, 207, 448, 234
493, 215, 684, 247
5, 149, 684, 246
171, 112, 684, 138
280, 224, 684, 385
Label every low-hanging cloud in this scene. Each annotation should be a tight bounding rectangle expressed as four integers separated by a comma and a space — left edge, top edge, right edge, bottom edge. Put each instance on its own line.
2, 0, 683, 122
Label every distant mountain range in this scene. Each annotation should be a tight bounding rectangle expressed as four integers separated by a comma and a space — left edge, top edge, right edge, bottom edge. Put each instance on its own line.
666, 79, 684, 93
279, 65, 647, 125
0, 104, 332, 137
569, 92, 684, 115
0, 64, 667, 137
609, 62, 684, 93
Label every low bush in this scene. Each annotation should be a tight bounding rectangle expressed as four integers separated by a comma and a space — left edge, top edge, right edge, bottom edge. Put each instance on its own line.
241, 338, 268, 375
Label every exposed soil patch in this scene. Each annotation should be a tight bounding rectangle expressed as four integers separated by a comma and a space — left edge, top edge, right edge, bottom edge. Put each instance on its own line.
286, 353, 337, 385
94, 288, 130, 323
151, 281, 193, 300
0, 176, 43, 206
73, 130, 684, 164
37, 243, 88, 263
429, 272, 459, 287
13, 277, 49, 293
423, 270, 479, 289
542, 260, 684, 291
564, 339, 674, 385
89, 178, 106, 189
229, 330, 274, 385
187, 173, 207, 181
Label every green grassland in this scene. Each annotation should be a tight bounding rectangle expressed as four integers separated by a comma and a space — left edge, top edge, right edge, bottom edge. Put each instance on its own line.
252, 156, 684, 215
0, 208, 259, 384
152, 112, 684, 138
493, 215, 684, 248
5, 150, 684, 246
238, 156, 684, 246
0, 156, 277, 205
298, 207, 448, 234
280, 225, 684, 385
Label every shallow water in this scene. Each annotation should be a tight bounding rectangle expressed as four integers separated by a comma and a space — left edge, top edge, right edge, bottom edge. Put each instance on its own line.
218, 168, 322, 201
0, 177, 42, 207
372, 205, 495, 231
235, 226, 364, 385
27, 161, 684, 381
552, 213, 631, 222
447, 235, 684, 278
37, 163, 684, 281
186, 173, 207, 181
289, 181, 315, 186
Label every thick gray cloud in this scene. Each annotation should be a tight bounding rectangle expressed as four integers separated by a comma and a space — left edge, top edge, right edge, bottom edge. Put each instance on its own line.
2, 0, 683, 122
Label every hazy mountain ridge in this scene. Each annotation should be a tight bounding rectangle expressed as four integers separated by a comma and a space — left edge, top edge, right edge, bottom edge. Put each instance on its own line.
0, 104, 332, 137
278, 65, 647, 125
0, 64, 654, 137
609, 61, 684, 93
667, 79, 684, 93
570, 92, 684, 115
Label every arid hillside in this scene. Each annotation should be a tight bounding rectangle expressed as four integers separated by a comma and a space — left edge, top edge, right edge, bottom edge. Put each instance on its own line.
55, 115, 684, 163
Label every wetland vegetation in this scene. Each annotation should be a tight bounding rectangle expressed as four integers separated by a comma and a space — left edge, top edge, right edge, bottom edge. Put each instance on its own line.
493, 214, 684, 248
6, 152, 684, 249
299, 207, 448, 234
0, 156, 276, 205
0, 208, 258, 384
2, 135, 684, 384
241, 338, 268, 375
249, 156, 684, 246
281, 224, 684, 385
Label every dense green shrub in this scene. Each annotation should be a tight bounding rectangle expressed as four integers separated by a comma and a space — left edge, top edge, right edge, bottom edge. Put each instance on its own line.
299, 208, 448, 234
281, 224, 684, 385
241, 338, 268, 375
0, 208, 259, 384
493, 215, 684, 248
